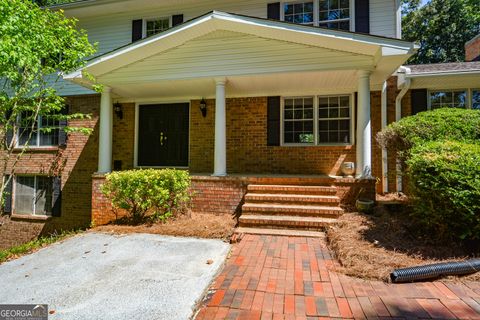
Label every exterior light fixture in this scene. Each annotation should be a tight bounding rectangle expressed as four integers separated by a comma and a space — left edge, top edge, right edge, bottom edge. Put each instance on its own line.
199, 98, 207, 118
113, 102, 123, 120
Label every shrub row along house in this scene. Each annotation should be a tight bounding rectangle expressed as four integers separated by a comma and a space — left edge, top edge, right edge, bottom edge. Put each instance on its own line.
1, 0, 480, 247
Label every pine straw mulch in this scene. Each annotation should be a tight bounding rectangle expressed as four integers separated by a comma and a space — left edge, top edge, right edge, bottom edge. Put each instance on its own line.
93, 211, 236, 241
326, 208, 480, 282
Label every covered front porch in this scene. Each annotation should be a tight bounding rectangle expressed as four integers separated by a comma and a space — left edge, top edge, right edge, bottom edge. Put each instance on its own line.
66, 11, 416, 180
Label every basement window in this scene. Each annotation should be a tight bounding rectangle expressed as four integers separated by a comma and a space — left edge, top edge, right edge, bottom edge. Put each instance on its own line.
14, 176, 53, 216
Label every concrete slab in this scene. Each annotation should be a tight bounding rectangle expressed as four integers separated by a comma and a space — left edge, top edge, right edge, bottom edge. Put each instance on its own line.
0, 232, 230, 320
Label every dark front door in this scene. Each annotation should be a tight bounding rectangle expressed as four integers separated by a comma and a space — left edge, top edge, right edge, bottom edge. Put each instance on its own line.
138, 103, 189, 167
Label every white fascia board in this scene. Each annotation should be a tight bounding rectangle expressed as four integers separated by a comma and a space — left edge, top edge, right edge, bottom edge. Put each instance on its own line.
406, 69, 480, 78
66, 11, 415, 82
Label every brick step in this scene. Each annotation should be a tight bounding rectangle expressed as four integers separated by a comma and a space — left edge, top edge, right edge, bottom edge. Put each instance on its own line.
242, 203, 343, 217
239, 214, 337, 229
244, 193, 339, 205
247, 184, 337, 195
235, 227, 326, 238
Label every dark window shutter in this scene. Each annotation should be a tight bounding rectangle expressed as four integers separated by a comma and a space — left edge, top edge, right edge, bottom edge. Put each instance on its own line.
267, 2, 281, 20
267, 96, 281, 146
132, 19, 143, 42
3, 175, 12, 214
58, 104, 69, 146
411, 89, 428, 115
355, 0, 370, 33
172, 14, 184, 27
52, 176, 62, 217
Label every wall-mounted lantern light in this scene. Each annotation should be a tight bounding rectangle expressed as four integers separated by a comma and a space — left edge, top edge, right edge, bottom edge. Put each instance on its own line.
113, 102, 123, 120
199, 98, 207, 118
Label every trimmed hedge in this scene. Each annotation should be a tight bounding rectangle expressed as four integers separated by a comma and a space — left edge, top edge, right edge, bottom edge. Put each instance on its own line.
377, 108, 480, 157
406, 141, 480, 241
378, 108, 480, 242
102, 169, 191, 222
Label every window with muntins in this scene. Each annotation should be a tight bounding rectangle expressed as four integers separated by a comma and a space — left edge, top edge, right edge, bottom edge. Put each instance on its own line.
18, 114, 59, 147
429, 90, 467, 109
283, 97, 314, 143
14, 176, 53, 216
318, 95, 351, 143
318, 0, 350, 30
284, 2, 314, 25
145, 17, 170, 37
282, 0, 351, 30
282, 95, 352, 145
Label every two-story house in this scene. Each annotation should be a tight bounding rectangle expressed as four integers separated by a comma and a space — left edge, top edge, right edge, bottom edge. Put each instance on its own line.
1, 0, 479, 246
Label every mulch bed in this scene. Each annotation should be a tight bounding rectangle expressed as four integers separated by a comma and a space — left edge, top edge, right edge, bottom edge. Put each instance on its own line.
326, 202, 480, 282
93, 211, 236, 241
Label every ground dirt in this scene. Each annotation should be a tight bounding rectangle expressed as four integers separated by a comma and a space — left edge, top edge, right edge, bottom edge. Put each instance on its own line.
93, 212, 236, 241
326, 209, 480, 282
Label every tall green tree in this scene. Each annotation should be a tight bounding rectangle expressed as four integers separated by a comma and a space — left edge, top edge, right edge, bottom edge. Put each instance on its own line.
402, 0, 480, 64
0, 0, 96, 208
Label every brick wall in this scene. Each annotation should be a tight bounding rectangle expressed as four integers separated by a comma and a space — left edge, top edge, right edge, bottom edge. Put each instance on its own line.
466, 35, 480, 62
0, 94, 100, 250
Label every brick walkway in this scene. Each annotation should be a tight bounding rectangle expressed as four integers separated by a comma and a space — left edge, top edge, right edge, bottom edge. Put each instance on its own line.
195, 234, 480, 320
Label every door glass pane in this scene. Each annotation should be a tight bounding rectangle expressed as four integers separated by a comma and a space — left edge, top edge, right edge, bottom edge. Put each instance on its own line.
15, 176, 35, 215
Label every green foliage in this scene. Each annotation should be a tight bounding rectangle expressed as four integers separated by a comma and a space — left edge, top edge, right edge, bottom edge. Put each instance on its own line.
406, 141, 480, 241
402, 0, 480, 64
102, 169, 191, 223
377, 108, 480, 158
0, 0, 96, 210
0, 229, 81, 264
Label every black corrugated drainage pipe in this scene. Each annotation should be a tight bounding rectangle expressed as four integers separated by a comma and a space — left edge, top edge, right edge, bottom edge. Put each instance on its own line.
390, 259, 480, 283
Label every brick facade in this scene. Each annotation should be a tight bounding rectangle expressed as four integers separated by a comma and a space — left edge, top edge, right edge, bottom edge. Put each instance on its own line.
1, 76, 414, 247
0, 94, 100, 250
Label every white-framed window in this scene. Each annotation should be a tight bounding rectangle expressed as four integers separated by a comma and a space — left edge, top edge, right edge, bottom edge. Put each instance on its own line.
14, 176, 53, 216
318, 95, 351, 143
473, 89, 480, 110
281, 0, 352, 31
282, 94, 353, 146
318, 0, 350, 30
284, 2, 314, 25
429, 90, 467, 109
144, 17, 170, 37
17, 114, 59, 147
283, 97, 315, 143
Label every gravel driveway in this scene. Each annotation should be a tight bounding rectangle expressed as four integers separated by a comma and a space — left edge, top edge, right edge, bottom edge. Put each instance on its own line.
0, 232, 230, 320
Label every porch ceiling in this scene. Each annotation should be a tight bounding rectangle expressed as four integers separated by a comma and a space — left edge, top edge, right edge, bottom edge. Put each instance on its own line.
65, 11, 416, 99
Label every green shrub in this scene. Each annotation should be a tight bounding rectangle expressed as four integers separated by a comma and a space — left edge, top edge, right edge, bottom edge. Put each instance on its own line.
406, 141, 480, 241
377, 108, 480, 157
101, 169, 191, 222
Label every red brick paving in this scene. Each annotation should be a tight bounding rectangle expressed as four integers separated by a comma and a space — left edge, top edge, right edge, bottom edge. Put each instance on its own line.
196, 234, 480, 319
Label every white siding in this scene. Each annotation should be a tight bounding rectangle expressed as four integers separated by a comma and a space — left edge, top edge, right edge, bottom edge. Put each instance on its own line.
369, 0, 397, 38
99, 31, 373, 84
58, 0, 398, 96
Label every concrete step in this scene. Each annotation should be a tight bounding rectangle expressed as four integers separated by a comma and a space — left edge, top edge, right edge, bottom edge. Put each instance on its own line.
247, 184, 337, 195
235, 227, 326, 238
242, 203, 343, 217
244, 193, 340, 205
239, 214, 337, 229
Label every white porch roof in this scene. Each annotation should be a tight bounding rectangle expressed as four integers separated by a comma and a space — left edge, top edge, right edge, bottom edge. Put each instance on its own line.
65, 11, 417, 99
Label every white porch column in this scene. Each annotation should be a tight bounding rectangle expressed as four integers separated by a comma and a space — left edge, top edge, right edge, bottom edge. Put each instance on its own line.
98, 87, 113, 173
213, 78, 227, 176
356, 71, 372, 178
